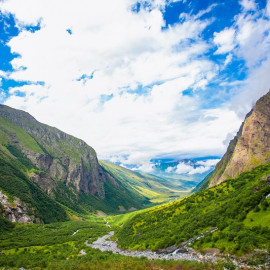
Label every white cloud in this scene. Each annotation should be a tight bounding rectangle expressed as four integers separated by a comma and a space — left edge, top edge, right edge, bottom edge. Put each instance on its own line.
196, 159, 220, 167
174, 160, 216, 175
240, 0, 257, 11
235, 15, 270, 69
1, 0, 267, 169
213, 28, 236, 54
175, 162, 193, 174
136, 162, 155, 173
220, 2, 270, 118
165, 166, 175, 173
194, 3, 218, 20
188, 166, 211, 175
224, 53, 233, 66
267, 0, 270, 17
163, 159, 220, 175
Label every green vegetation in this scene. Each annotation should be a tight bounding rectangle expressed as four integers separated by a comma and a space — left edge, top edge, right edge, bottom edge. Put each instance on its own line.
100, 160, 189, 204
193, 172, 212, 192
0, 148, 68, 223
116, 163, 270, 254
1, 103, 270, 268
0, 214, 14, 233
0, 104, 182, 217
0, 116, 44, 154
0, 217, 225, 270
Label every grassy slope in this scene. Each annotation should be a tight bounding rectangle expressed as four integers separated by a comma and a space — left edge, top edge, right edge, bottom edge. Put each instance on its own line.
100, 161, 189, 204
0, 151, 68, 224
0, 111, 148, 218
0, 126, 68, 224
0, 106, 179, 217
116, 163, 270, 254
0, 216, 224, 270
193, 172, 213, 192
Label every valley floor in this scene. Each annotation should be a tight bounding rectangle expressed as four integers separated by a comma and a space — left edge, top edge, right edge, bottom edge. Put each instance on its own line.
0, 217, 237, 270
87, 230, 203, 262
87, 223, 270, 270
1, 164, 270, 269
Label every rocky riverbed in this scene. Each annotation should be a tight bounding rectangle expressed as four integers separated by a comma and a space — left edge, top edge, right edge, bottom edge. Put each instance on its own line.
85, 231, 270, 269
85, 231, 213, 262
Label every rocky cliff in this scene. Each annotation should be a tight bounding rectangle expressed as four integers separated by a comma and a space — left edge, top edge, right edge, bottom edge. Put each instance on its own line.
0, 190, 38, 224
208, 90, 270, 187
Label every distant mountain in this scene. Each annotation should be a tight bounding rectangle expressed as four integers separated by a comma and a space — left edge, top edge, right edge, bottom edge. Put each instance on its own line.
0, 105, 179, 224
100, 161, 189, 204
204, 90, 270, 189
129, 158, 220, 191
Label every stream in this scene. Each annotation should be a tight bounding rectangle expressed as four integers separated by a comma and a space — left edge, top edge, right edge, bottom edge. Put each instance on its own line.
82, 223, 268, 268
85, 231, 212, 262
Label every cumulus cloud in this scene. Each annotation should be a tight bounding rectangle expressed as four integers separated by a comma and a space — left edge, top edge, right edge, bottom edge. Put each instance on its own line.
162, 158, 219, 175
175, 162, 194, 174
173, 159, 219, 175
136, 162, 155, 173
224, 53, 233, 66
196, 159, 220, 167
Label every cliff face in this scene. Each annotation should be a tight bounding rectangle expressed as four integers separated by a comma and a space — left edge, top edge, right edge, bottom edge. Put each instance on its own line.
209, 90, 270, 187
0, 104, 113, 199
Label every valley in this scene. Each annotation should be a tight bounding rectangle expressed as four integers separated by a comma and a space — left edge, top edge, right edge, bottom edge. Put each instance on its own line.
0, 91, 270, 269
1, 0, 270, 268
0, 218, 223, 270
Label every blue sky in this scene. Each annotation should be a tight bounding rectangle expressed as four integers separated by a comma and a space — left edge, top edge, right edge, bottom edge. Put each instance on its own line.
0, 0, 270, 173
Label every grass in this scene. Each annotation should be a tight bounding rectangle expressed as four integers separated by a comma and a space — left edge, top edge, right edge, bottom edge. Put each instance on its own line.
116, 163, 270, 255
100, 160, 189, 204
0, 217, 228, 270
244, 198, 270, 227
0, 108, 163, 216
0, 116, 44, 154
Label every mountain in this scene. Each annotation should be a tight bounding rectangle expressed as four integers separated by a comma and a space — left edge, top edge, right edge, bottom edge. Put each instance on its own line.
100, 161, 189, 204
114, 91, 270, 257
119, 158, 220, 192
202, 90, 270, 189
147, 158, 219, 190
116, 162, 270, 254
0, 104, 178, 223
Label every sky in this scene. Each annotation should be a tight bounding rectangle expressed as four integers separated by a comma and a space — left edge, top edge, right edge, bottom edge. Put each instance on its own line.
0, 0, 270, 173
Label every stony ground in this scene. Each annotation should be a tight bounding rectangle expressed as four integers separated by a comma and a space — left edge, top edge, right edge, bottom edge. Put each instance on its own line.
85, 230, 269, 269
85, 231, 214, 262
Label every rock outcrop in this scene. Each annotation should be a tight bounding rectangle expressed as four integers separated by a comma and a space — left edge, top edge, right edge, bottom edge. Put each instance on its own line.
0, 190, 39, 224
209, 90, 270, 187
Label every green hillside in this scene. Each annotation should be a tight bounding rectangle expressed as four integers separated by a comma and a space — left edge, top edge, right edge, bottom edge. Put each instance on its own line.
100, 161, 189, 204
0, 216, 222, 270
1, 104, 190, 227
116, 163, 270, 254
0, 123, 68, 224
